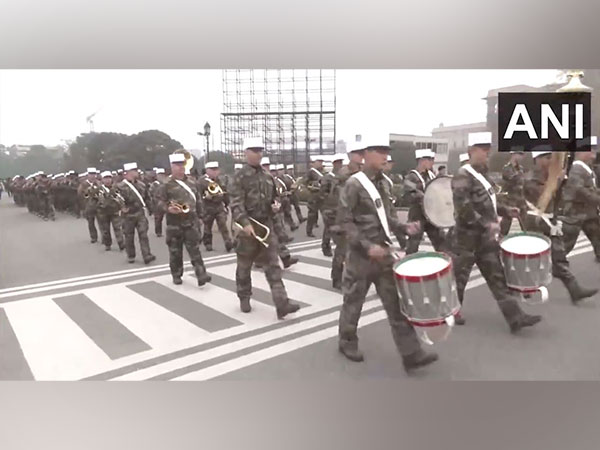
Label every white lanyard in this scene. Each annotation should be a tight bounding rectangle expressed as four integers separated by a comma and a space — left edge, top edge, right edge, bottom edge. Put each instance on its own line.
572, 160, 596, 185
310, 167, 323, 178
352, 172, 394, 244
101, 185, 110, 194
410, 170, 426, 190
175, 179, 197, 202
463, 164, 497, 214
276, 178, 287, 190
123, 180, 146, 208
284, 174, 295, 182
382, 173, 393, 189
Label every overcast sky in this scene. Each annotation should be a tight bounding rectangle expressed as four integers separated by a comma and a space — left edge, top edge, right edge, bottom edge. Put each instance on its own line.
0, 70, 560, 151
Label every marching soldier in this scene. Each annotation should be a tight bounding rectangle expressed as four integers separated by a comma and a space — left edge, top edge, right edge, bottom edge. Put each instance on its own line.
451, 132, 542, 332
383, 154, 407, 249
320, 154, 345, 257
156, 152, 212, 286
149, 168, 167, 237
305, 156, 324, 237
403, 149, 447, 254
230, 163, 244, 244
36, 173, 55, 221
199, 161, 234, 252
337, 137, 438, 371
276, 164, 298, 232
229, 137, 301, 318
117, 162, 156, 265
523, 151, 597, 304
283, 164, 306, 224
96, 171, 126, 252
500, 151, 528, 235
77, 168, 100, 242
560, 143, 600, 261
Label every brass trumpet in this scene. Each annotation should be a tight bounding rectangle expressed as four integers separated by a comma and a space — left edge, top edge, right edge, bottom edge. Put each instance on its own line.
169, 201, 190, 214
234, 217, 270, 247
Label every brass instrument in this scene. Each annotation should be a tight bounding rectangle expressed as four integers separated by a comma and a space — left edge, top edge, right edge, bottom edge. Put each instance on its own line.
234, 217, 270, 247
203, 180, 224, 199
174, 149, 195, 174
169, 201, 190, 214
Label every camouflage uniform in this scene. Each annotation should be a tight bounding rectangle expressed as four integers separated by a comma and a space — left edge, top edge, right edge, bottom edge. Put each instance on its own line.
337, 167, 424, 359
276, 175, 297, 231
499, 161, 528, 235
382, 172, 407, 249
560, 161, 600, 260
78, 180, 100, 242
320, 168, 343, 256
149, 179, 165, 237
117, 179, 154, 263
156, 175, 210, 284
403, 168, 447, 254
36, 178, 55, 220
197, 175, 233, 251
523, 166, 597, 303
283, 172, 305, 223
229, 162, 300, 317
451, 163, 538, 330
304, 167, 324, 236
96, 184, 125, 251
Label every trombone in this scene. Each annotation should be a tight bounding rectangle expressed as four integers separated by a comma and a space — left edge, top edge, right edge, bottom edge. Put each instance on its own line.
234, 217, 270, 247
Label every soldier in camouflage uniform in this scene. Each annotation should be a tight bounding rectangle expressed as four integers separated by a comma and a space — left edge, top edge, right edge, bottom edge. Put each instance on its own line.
149, 168, 167, 237
96, 171, 126, 252
276, 164, 299, 232
337, 138, 438, 371
198, 161, 234, 252
36, 173, 55, 221
156, 153, 211, 286
560, 147, 600, 261
77, 168, 101, 243
383, 154, 407, 249
320, 155, 345, 257
403, 149, 447, 254
283, 164, 305, 224
451, 132, 542, 332
304, 156, 325, 237
230, 137, 301, 318
117, 162, 156, 265
499, 151, 528, 235
269, 164, 293, 244
523, 151, 597, 303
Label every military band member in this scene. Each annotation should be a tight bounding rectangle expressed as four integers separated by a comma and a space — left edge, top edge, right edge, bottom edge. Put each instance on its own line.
284, 164, 306, 224
320, 154, 345, 257
96, 171, 126, 252
560, 142, 600, 261
276, 164, 299, 232
230, 137, 301, 318
156, 153, 211, 286
337, 137, 438, 370
149, 168, 166, 237
117, 162, 156, 265
451, 132, 542, 332
198, 161, 233, 252
269, 164, 292, 244
382, 154, 407, 249
500, 151, 528, 235
305, 156, 324, 237
403, 149, 447, 254
230, 163, 244, 244
523, 151, 597, 303
78, 168, 100, 243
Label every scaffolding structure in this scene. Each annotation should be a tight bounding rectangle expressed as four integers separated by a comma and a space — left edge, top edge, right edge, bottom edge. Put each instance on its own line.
221, 70, 336, 172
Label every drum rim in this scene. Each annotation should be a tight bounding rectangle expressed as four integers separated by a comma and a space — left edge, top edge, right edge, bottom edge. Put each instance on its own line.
407, 309, 461, 328
393, 251, 453, 282
423, 176, 455, 228
500, 231, 551, 258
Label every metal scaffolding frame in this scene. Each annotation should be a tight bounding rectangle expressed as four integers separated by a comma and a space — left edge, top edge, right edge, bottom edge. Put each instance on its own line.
221, 70, 336, 172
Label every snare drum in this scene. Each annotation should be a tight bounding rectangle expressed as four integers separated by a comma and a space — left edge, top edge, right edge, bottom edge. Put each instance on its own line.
500, 231, 552, 304
393, 252, 460, 345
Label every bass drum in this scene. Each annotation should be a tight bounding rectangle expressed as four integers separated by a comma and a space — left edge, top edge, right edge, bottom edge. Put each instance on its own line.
423, 175, 455, 228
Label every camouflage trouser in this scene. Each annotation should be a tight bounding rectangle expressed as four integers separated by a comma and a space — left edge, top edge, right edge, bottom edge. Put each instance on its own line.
97, 211, 125, 249
202, 206, 232, 248
306, 195, 321, 235
235, 225, 289, 309
451, 229, 524, 325
562, 219, 600, 260
123, 211, 152, 260
40, 196, 55, 219
166, 222, 208, 279
85, 207, 98, 242
331, 232, 346, 285
154, 210, 165, 236
281, 197, 297, 230
290, 192, 304, 222
338, 248, 422, 356
272, 214, 291, 260
321, 209, 338, 252
500, 210, 527, 236
405, 218, 448, 255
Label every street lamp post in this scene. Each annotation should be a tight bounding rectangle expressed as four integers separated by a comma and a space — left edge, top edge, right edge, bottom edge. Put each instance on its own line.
197, 122, 211, 161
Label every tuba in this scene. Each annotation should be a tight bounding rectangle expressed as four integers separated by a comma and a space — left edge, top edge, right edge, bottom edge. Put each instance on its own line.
234, 217, 270, 247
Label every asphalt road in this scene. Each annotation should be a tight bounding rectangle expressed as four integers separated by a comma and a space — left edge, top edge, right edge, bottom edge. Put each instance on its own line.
2, 194, 600, 380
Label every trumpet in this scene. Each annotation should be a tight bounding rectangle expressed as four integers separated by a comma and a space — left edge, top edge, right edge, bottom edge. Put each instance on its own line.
204, 181, 224, 198
234, 217, 270, 247
169, 201, 190, 214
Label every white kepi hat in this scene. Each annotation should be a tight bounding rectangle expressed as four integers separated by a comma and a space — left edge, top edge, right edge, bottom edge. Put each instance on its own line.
269, 164, 277, 171
234, 163, 243, 170
286, 164, 294, 169
87, 167, 98, 174
243, 136, 265, 150
277, 164, 285, 170
123, 162, 138, 171
155, 168, 165, 174
415, 148, 435, 159
100, 171, 112, 178
468, 131, 492, 147
346, 140, 365, 154
261, 157, 271, 166
531, 151, 552, 159
169, 153, 185, 164
459, 153, 470, 163
205, 161, 219, 169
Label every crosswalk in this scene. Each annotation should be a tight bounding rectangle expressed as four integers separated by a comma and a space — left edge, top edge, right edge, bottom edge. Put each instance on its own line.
0, 228, 595, 381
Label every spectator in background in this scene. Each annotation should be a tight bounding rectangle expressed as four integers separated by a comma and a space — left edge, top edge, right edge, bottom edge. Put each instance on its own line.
437, 165, 447, 177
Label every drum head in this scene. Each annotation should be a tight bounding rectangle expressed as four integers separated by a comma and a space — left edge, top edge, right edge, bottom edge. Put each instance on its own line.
500, 232, 551, 255
394, 253, 450, 278
423, 175, 455, 228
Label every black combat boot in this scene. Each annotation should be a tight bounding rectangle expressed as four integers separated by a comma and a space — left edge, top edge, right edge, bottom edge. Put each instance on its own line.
172, 276, 183, 285
276, 301, 301, 319
454, 312, 466, 325
128, 257, 135, 264
402, 349, 439, 371
322, 247, 333, 257
509, 313, 542, 333
240, 298, 251, 313
282, 256, 299, 268
332, 279, 342, 291
205, 245, 213, 252
225, 241, 234, 253
338, 341, 364, 362
144, 255, 156, 265
565, 279, 598, 304
196, 269, 212, 286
